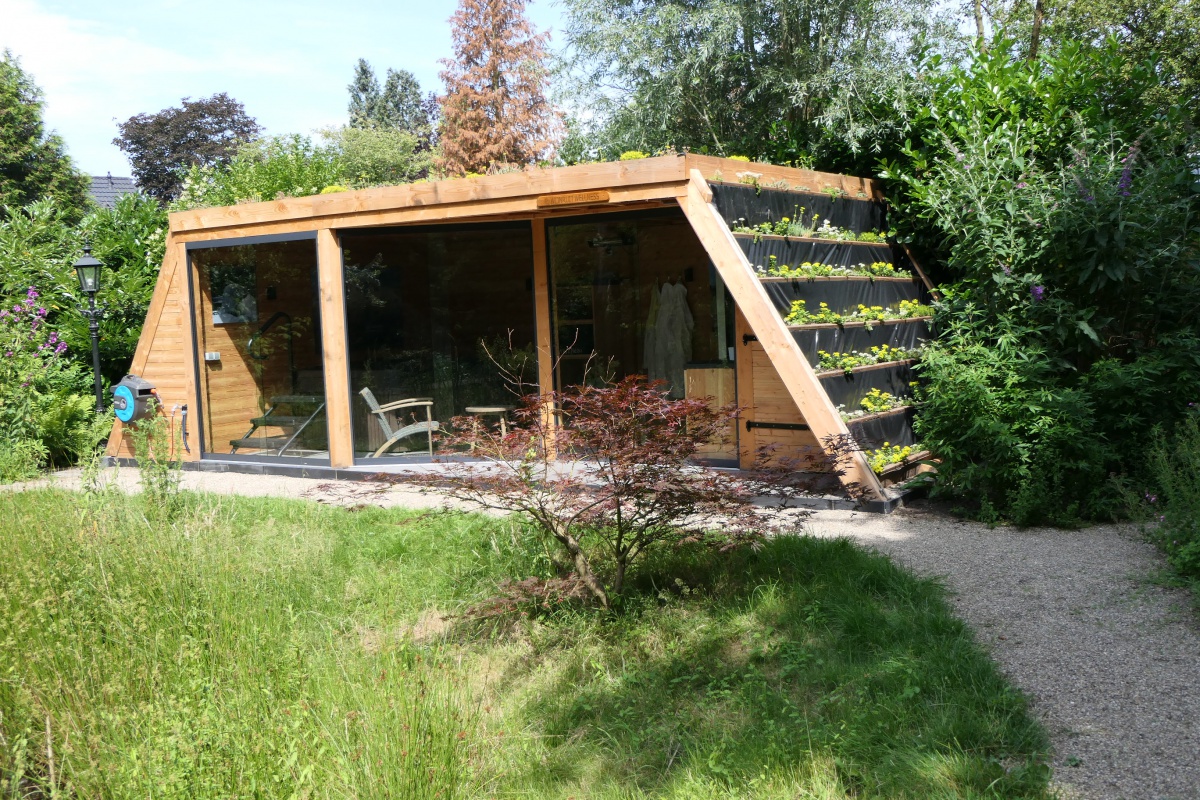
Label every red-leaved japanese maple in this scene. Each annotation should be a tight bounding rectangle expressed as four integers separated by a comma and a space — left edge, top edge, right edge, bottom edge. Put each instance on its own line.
387, 375, 851, 610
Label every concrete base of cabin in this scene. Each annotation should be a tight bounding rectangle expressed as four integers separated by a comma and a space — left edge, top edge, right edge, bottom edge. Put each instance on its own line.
102, 456, 920, 513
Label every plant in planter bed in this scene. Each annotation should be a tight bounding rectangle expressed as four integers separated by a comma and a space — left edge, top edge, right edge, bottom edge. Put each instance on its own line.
865, 442, 918, 474
818, 345, 920, 375
839, 388, 908, 422
756, 255, 902, 279
784, 299, 933, 326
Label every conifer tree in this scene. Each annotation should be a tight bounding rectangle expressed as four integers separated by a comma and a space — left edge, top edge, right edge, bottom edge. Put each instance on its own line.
0, 51, 88, 217
377, 68, 430, 136
348, 58, 381, 129
437, 0, 562, 175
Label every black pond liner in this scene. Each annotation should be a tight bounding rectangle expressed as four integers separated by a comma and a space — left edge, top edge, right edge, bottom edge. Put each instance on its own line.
788, 319, 932, 366
710, 182, 887, 232
736, 235, 895, 272
847, 406, 918, 450
818, 360, 916, 412
762, 277, 924, 316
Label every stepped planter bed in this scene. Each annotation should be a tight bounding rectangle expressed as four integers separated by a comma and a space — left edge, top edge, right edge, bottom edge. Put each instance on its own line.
787, 318, 932, 365
708, 181, 887, 231
763, 276, 928, 315
818, 359, 917, 411
847, 405, 918, 450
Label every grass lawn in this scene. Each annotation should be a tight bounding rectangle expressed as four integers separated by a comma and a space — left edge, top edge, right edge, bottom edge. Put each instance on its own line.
0, 488, 1051, 799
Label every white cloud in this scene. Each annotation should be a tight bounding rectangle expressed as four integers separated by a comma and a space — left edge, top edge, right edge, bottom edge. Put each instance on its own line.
0, 0, 566, 175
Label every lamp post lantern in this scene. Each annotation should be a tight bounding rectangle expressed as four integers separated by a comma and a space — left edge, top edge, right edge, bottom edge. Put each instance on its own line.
74, 246, 106, 414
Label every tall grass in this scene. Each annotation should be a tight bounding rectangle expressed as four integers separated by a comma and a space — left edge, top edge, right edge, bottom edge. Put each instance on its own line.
0, 488, 1051, 799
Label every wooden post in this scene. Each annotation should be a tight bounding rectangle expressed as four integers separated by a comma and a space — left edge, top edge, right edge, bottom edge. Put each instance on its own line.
531, 217, 558, 456
317, 228, 354, 468
679, 169, 886, 501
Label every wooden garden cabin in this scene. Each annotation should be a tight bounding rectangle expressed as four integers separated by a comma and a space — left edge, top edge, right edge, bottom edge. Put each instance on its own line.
106, 155, 933, 506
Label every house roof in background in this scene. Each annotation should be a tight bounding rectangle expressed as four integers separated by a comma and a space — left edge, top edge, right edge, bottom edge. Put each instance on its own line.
89, 174, 138, 209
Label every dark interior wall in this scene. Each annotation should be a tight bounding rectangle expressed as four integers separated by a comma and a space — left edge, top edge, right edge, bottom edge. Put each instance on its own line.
548, 209, 724, 391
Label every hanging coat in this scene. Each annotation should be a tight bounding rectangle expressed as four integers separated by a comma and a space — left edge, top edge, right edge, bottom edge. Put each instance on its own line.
653, 282, 694, 397
642, 282, 661, 376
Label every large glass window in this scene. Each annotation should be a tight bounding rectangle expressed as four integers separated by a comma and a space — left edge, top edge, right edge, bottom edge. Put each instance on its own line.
191, 238, 328, 459
341, 223, 536, 459
548, 210, 729, 396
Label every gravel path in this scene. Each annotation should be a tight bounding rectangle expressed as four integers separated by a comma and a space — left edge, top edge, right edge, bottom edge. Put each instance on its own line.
810, 504, 1200, 800
15, 469, 1200, 799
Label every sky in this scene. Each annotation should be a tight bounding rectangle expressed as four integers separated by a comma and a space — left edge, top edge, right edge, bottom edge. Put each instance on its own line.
0, 0, 567, 176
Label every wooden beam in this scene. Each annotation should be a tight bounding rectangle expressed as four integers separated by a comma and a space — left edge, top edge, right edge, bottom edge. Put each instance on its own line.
169, 158, 689, 234
531, 218, 554, 398
734, 308, 757, 468
679, 169, 886, 501
317, 228, 354, 468
177, 240, 201, 461
171, 184, 688, 244
531, 217, 558, 456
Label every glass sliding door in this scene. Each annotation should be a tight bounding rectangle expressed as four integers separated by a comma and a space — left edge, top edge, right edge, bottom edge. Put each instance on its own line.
548, 209, 727, 396
190, 237, 329, 460
341, 223, 537, 460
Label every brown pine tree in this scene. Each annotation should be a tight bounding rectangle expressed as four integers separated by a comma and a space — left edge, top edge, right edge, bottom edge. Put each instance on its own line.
437, 0, 562, 175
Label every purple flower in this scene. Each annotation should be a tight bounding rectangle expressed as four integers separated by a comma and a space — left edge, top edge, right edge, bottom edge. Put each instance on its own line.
1031, 285, 1046, 303
54, 342, 68, 355
1016, 182, 1028, 189
1002, 265, 1012, 276
1117, 143, 1140, 197
26, 288, 38, 300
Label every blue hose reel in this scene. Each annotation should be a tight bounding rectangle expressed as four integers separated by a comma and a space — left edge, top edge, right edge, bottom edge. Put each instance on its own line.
112, 374, 157, 423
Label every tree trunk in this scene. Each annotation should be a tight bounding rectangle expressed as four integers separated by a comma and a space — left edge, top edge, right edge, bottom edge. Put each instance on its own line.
1029, 0, 1045, 61
973, 0, 986, 42
551, 520, 609, 609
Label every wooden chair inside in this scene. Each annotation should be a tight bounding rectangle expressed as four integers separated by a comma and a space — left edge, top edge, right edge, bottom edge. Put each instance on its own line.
359, 387, 439, 457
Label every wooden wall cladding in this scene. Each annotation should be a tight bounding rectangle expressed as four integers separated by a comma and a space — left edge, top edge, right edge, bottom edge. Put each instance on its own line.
733, 310, 823, 469
108, 241, 196, 460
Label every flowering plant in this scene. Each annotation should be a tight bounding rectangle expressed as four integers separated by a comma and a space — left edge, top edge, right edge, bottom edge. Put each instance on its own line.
0, 287, 99, 479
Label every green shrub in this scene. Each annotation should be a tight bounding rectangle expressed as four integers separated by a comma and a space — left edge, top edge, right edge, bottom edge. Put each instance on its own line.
1144, 412, 1200, 578
0, 287, 106, 480
887, 42, 1200, 523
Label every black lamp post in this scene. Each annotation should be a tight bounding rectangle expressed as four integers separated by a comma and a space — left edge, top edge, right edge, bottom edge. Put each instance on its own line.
74, 246, 106, 414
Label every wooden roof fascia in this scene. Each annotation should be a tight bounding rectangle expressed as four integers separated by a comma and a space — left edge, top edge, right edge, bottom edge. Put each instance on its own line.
677, 169, 887, 502
171, 182, 690, 243
683, 154, 887, 202
168, 156, 691, 235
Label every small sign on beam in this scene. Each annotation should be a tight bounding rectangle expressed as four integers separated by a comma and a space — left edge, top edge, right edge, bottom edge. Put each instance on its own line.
536, 190, 611, 208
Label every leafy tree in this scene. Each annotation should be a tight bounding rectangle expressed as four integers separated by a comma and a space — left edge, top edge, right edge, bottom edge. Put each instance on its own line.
557, 0, 954, 167
438, 0, 562, 175
173, 134, 343, 209
348, 60, 433, 140
0, 51, 89, 218
1045, 0, 1200, 125
881, 41, 1200, 523
114, 93, 261, 203
394, 376, 824, 609
0, 193, 167, 387
323, 126, 434, 185
378, 68, 431, 136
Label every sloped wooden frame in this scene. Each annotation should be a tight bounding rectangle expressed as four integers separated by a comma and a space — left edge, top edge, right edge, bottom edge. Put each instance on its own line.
677, 170, 887, 501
